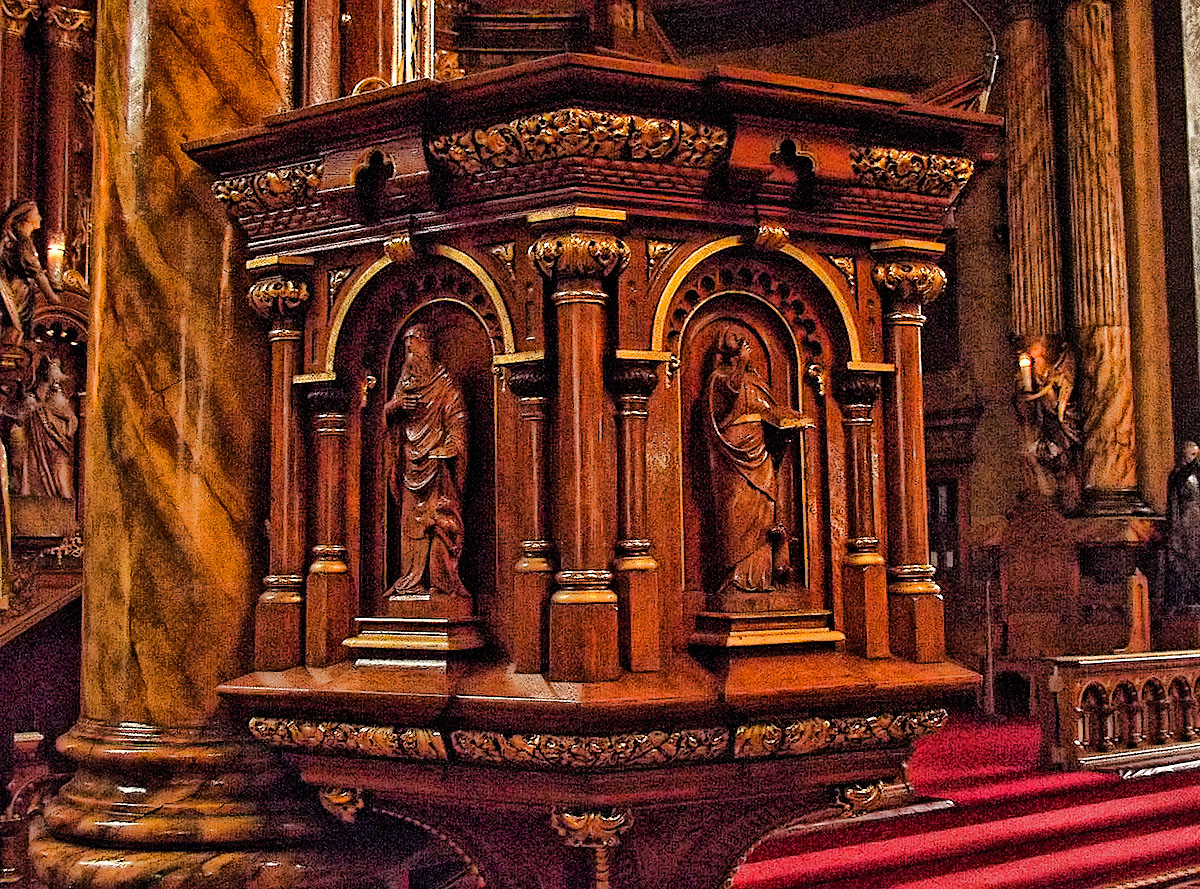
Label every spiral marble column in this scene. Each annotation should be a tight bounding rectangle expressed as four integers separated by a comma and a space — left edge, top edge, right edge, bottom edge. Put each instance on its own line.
531, 229, 628, 682
1063, 0, 1145, 514
872, 240, 946, 663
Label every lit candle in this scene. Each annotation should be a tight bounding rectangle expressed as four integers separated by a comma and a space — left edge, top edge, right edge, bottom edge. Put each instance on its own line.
1018, 352, 1034, 393
46, 238, 65, 287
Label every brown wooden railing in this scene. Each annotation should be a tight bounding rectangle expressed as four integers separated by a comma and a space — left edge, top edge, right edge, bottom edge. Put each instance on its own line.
1041, 652, 1200, 775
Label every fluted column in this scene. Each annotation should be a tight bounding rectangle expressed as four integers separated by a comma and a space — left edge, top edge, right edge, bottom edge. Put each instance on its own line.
837, 370, 889, 659
872, 241, 946, 663
0, 1, 40, 206
1063, 0, 1144, 514
610, 355, 663, 673
248, 257, 312, 671
304, 381, 354, 668
531, 230, 629, 682
1003, 0, 1064, 341
505, 355, 554, 674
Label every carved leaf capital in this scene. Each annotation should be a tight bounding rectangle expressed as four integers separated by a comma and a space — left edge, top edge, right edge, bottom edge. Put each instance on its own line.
870, 260, 946, 306
44, 5, 93, 45
530, 232, 630, 282
0, 0, 38, 32
551, 808, 633, 848
836, 371, 883, 410
248, 276, 310, 321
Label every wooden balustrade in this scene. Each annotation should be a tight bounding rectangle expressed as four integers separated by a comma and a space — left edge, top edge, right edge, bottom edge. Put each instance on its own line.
1041, 652, 1200, 774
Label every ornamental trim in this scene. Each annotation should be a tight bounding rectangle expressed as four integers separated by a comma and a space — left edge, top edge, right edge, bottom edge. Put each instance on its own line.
427, 108, 729, 176
213, 161, 324, 218
450, 727, 730, 770
248, 717, 448, 760
849, 147, 974, 197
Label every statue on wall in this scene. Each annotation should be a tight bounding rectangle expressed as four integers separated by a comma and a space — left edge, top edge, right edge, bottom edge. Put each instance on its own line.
0, 201, 59, 343
704, 328, 809, 606
384, 323, 471, 600
1014, 335, 1081, 510
12, 357, 78, 499
1165, 440, 1200, 612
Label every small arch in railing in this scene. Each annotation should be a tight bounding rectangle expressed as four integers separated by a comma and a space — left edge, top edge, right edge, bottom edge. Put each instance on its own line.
1168, 677, 1195, 741
1142, 678, 1170, 746
1078, 683, 1111, 752
1111, 681, 1143, 748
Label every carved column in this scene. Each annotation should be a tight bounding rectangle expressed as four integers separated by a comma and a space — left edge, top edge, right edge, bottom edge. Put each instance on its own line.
610, 355, 663, 673
1063, 0, 1144, 514
41, 6, 94, 271
248, 256, 313, 671
506, 355, 553, 674
531, 230, 629, 682
304, 381, 353, 668
302, 0, 342, 104
837, 370, 889, 659
1002, 0, 1063, 341
872, 241, 946, 663
0, 1, 40, 206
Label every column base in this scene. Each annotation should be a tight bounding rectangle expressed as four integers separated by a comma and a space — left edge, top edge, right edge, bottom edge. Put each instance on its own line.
305, 566, 355, 668
615, 549, 662, 672
513, 543, 554, 674
343, 616, 486, 660
549, 570, 620, 682
843, 558, 890, 659
889, 593, 946, 663
1078, 487, 1154, 517
689, 610, 843, 649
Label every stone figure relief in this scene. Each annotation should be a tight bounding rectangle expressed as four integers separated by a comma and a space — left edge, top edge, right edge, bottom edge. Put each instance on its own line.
0, 201, 59, 344
1166, 440, 1200, 613
1014, 335, 1082, 510
384, 323, 471, 601
704, 328, 812, 609
7, 356, 78, 499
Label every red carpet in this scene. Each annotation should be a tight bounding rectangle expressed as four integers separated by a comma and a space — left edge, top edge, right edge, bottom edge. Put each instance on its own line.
735, 715, 1200, 889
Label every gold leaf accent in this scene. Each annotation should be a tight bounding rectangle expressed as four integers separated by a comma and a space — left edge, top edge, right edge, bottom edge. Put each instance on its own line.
827, 255, 858, 300
247, 277, 310, 320
754, 222, 790, 252
318, 786, 366, 824
735, 709, 947, 759
248, 717, 448, 760
383, 232, 416, 265
451, 727, 730, 769
646, 240, 680, 280
428, 108, 729, 176
850, 147, 974, 197
213, 161, 324, 218
871, 260, 947, 306
530, 232, 630, 281
551, 808, 632, 848
488, 242, 517, 281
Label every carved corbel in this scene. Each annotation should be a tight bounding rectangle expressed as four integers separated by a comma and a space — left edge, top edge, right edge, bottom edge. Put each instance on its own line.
753, 221, 790, 253
530, 231, 630, 287
551, 808, 634, 889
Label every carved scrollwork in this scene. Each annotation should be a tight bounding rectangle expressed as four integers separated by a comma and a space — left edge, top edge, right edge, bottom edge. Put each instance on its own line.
428, 108, 730, 176
318, 787, 366, 824
451, 728, 730, 770
529, 232, 630, 282
552, 808, 633, 848
833, 774, 914, 818
849, 147, 975, 197
871, 259, 947, 308
248, 717, 449, 760
646, 239, 680, 281
735, 709, 947, 759
827, 255, 857, 299
247, 276, 309, 320
212, 161, 324, 218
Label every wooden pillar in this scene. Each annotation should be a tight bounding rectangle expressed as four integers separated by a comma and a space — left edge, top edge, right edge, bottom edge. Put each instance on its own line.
1063, 0, 1145, 515
248, 256, 313, 671
837, 370, 888, 659
872, 240, 946, 663
530, 229, 628, 683
506, 355, 554, 674
610, 354, 663, 673
1002, 0, 1064, 341
0, 1, 39, 206
302, 0, 342, 104
304, 380, 354, 668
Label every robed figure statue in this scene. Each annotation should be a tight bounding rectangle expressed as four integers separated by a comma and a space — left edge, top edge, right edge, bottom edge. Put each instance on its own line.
384, 324, 471, 602
0, 201, 58, 343
705, 329, 811, 608
1166, 440, 1200, 613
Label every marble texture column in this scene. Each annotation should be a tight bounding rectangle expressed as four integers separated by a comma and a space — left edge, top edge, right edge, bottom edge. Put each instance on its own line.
530, 230, 628, 683
872, 240, 946, 663
30, 2, 391, 886
1002, 1, 1063, 341
1063, 0, 1144, 514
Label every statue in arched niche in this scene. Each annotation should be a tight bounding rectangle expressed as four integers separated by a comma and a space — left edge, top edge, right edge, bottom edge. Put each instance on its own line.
384, 323, 471, 601
704, 328, 811, 608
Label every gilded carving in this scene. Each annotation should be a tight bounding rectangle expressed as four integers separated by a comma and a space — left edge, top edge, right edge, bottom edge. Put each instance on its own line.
833, 775, 913, 818
734, 718, 832, 759
212, 161, 323, 217
646, 239, 680, 280
753, 222, 790, 252
871, 260, 946, 307
434, 49, 466, 81
849, 147, 974, 197
451, 728, 729, 769
428, 109, 729, 176
487, 242, 517, 281
318, 787, 366, 824
0, 0, 38, 35
248, 717, 449, 760
827, 255, 857, 299
551, 809, 633, 889
735, 709, 947, 759
328, 267, 353, 297
247, 277, 310, 320
530, 232, 630, 281
383, 233, 416, 265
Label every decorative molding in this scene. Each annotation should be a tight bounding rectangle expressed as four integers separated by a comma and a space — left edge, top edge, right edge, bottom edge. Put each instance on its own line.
753, 222, 790, 252
827, 255, 858, 299
248, 717, 449, 760
849, 147, 974, 197
452, 728, 729, 769
247, 277, 310, 320
44, 5, 93, 47
0, 0, 38, 35
318, 786, 366, 824
530, 232, 630, 281
646, 239, 680, 280
735, 709, 947, 759
212, 161, 323, 217
487, 242, 517, 281
428, 108, 730, 176
871, 260, 947, 307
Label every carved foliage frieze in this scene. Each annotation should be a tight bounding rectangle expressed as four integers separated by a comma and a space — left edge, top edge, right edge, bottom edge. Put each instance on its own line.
849, 147, 974, 197
248, 717, 449, 760
428, 108, 730, 176
451, 728, 730, 770
734, 709, 947, 759
213, 162, 324, 218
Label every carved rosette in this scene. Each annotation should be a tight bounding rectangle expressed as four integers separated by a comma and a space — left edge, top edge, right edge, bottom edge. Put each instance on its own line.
0, 0, 38, 35
213, 161, 324, 218
44, 5, 94, 48
530, 232, 630, 285
428, 108, 730, 176
849, 147, 975, 197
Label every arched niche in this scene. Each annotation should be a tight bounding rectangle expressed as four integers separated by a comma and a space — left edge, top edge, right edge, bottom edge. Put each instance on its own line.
333, 257, 502, 630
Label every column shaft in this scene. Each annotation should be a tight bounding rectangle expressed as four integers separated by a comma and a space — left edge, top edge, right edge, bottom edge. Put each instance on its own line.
0, 3, 39, 206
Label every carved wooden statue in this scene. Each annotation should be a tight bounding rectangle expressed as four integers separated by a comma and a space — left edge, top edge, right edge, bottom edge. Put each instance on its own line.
384, 323, 471, 602
705, 328, 809, 609
1166, 440, 1200, 613
17, 357, 77, 499
1016, 334, 1081, 508
0, 201, 58, 343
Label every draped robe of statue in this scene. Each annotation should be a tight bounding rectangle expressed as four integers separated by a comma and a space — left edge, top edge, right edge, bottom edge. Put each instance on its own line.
1166, 443, 1200, 612
387, 356, 470, 600
705, 334, 805, 600
24, 359, 77, 498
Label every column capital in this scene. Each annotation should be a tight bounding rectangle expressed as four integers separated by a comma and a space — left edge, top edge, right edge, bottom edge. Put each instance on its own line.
0, 0, 38, 36
44, 5, 95, 49
502, 354, 550, 400
835, 370, 883, 412
870, 241, 947, 313
303, 379, 351, 417
246, 255, 314, 323
529, 232, 630, 282
608, 352, 668, 400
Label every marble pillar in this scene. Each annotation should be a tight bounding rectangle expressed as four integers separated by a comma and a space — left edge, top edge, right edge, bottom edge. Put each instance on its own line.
1002, 1, 1063, 342
1063, 0, 1145, 514
30, 3, 394, 886
872, 241, 947, 663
